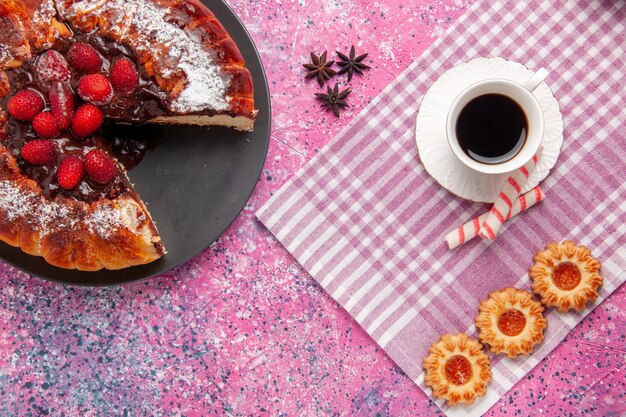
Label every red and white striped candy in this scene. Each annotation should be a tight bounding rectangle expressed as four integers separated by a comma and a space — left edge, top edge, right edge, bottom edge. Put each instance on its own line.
479, 150, 542, 240
446, 186, 545, 249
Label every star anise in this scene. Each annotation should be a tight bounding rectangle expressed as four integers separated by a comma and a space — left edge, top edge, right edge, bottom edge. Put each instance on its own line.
336, 45, 370, 81
303, 51, 336, 87
315, 83, 350, 118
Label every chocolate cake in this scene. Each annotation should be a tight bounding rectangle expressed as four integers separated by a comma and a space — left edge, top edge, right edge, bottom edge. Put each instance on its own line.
0, 0, 257, 271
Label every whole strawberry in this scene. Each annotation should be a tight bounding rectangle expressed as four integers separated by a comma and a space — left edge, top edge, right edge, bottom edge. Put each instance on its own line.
110, 57, 139, 95
7, 90, 45, 122
36, 50, 71, 86
77, 74, 113, 105
57, 156, 85, 190
32, 111, 61, 138
49, 82, 75, 130
71, 104, 104, 137
67, 42, 102, 73
21, 140, 56, 165
85, 149, 117, 184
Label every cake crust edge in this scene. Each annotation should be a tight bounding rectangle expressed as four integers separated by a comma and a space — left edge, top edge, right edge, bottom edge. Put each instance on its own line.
0, 148, 165, 271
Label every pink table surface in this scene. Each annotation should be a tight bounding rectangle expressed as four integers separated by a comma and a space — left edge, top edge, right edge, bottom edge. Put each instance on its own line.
0, 1, 624, 416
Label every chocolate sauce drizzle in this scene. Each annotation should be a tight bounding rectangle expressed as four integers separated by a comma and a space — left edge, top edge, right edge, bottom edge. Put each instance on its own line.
1, 31, 165, 201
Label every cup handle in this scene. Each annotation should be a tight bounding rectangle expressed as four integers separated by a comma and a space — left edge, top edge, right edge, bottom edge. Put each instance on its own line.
523, 68, 549, 92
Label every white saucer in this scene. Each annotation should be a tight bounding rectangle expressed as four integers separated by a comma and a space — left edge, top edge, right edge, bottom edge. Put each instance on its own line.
415, 57, 564, 203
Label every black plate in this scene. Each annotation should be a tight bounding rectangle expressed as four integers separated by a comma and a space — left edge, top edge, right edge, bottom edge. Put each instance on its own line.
0, 0, 271, 286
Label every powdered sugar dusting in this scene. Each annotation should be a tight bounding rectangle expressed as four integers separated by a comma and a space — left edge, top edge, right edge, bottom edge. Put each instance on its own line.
32, 0, 56, 26
0, 49, 9, 65
0, 180, 135, 239
0, 181, 32, 221
0, 180, 75, 231
59, 0, 232, 113
31, 0, 61, 49
39, 203, 74, 228
86, 205, 126, 239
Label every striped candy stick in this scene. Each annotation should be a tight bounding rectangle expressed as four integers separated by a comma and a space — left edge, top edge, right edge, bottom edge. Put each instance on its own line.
445, 186, 545, 249
479, 149, 542, 240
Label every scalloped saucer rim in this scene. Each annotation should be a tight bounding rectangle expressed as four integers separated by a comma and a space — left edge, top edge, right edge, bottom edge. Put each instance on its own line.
415, 57, 564, 203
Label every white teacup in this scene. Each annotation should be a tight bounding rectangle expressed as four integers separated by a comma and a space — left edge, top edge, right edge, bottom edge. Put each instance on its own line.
446, 68, 548, 174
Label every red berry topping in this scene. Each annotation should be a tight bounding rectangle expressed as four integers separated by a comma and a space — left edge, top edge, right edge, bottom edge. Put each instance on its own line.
71, 104, 104, 137
32, 111, 61, 138
67, 42, 103, 73
21, 139, 56, 165
7, 90, 45, 122
49, 82, 75, 131
36, 50, 70, 85
77, 74, 113, 105
110, 57, 139, 95
85, 149, 117, 184
57, 156, 85, 190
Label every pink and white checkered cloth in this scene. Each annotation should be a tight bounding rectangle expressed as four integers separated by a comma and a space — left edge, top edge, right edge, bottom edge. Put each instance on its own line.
257, 1, 626, 416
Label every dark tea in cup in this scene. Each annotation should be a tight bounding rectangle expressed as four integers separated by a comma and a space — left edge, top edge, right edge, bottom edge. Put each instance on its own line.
445, 71, 547, 175
455, 94, 528, 165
